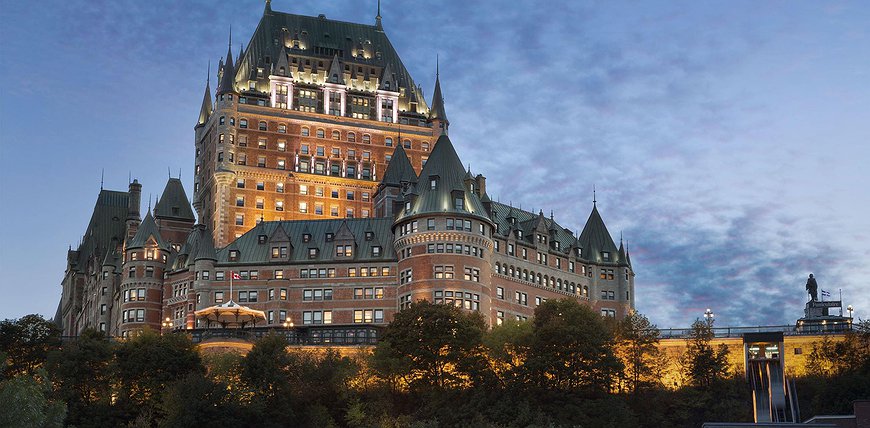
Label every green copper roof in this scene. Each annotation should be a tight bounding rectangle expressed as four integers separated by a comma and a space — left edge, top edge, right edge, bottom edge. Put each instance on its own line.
196, 79, 213, 126
578, 203, 621, 263
215, 218, 395, 264
217, 42, 237, 95
73, 190, 129, 272
395, 134, 490, 224
193, 225, 217, 262
154, 178, 195, 221
380, 144, 416, 186
128, 211, 169, 250
489, 202, 577, 254
428, 73, 448, 124
236, 8, 427, 114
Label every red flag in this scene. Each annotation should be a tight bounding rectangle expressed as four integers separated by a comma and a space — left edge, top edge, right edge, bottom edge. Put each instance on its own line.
231, 271, 241, 280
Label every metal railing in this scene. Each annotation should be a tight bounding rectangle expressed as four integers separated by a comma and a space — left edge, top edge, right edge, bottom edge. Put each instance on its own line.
658, 322, 853, 339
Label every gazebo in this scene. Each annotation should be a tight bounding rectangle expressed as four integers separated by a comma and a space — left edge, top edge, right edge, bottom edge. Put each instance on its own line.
194, 300, 266, 329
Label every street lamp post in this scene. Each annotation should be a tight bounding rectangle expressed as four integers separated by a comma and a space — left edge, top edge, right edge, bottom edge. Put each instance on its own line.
161, 317, 172, 332
847, 305, 853, 319
704, 308, 715, 325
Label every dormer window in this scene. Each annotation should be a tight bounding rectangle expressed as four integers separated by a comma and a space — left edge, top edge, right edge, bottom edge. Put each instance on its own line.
554, 241, 560, 250
453, 191, 465, 210
229, 250, 239, 261
517, 230, 523, 240
325, 233, 334, 242
146, 250, 155, 260
335, 245, 352, 257
308, 248, 318, 259
365, 231, 373, 241
405, 201, 411, 212
372, 246, 382, 257
258, 235, 267, 244
302, 233, 311, 243
576, 248, 582, 258
429, 176, 438, 190
602, 251, 611, 261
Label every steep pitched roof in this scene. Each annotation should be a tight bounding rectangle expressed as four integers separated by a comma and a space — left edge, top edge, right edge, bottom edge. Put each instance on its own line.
489, 202, 578, 255
380, 144, 416, 186
196, 78, 213, 126
578, 203, 621, 263
217, 42, 237, 95
154, 178, 195, 221
215, 218, 395, 264
235, 9, 427, 113
326, 54, 344, 84
73, 190, 129, 272
428, 71, 448, 124
192, 225, 217, 261
273, 46, 291, 77
395, 134, 489, 223
128, 211, 169, 250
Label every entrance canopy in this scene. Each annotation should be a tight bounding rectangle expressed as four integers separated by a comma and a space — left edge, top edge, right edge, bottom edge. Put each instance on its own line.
194, 300, 266, 329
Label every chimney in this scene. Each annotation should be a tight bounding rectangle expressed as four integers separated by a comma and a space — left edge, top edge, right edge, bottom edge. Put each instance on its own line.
475, 174, 486, 197
127, 179, 142, 221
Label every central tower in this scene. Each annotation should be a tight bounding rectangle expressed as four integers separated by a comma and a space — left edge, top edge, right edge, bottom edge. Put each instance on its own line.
193, 4, 437, 247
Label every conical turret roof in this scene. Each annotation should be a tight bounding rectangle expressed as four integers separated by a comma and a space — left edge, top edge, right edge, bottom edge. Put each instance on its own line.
395, 134, 489, 224
428, 70, 448, 125
154, 178, 196, 221
197, 78, 213, 126
578, 203, 620, 262
381, 144, 416, 186
193, 225, 217, 261
217, 41, 237, 95
128, 211, 168, 250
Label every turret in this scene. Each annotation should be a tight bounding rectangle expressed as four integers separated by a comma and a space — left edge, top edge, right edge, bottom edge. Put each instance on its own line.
374, 144, 417, 218
392, 133, 495, 324
427, 60, 449, 134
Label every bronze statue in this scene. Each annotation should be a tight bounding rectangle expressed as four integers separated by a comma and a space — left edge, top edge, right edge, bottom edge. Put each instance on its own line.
806, 274, 818, 301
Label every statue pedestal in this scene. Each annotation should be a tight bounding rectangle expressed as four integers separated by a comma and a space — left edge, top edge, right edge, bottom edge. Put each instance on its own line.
797, 300, 851, 333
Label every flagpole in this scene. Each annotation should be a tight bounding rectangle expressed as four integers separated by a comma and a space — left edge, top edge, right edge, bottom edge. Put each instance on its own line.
230, 271, 233, 302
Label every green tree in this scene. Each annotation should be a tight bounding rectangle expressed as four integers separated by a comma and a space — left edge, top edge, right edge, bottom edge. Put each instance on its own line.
614, 311, 665, 393
0, 369, 66, 428
112, 329, 203, 419
373, 301, 489, 391
240, 333, 296, 426
159, 371, 248, 427
482, 319, 532, 387
0, 314, 61, 379
684, 318, 730, 387
46, 328, 115, 427
523, 299, 622, 393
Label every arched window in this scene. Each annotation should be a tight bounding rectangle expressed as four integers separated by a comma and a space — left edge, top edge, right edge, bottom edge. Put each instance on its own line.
348, 132, 356, 142
537, 273, 542, 285
301, 127, 310, 136
385, 137, 393, 147
495, 262, 501, 274
240, 119, 248, 129
219, 116, 225, 125
316, 128, 325, 138
509, 266, 515, 277
258, 121, 267, 131
583, 285, 589, 297
403, 139, 411, 149
332, 130, 341, 140
362, 134, 371, 144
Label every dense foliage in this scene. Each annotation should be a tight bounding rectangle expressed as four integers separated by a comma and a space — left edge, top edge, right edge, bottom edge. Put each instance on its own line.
0, 309, 866, 427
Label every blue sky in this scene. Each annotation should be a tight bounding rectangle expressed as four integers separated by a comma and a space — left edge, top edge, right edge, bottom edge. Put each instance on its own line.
1, 0, 867, 328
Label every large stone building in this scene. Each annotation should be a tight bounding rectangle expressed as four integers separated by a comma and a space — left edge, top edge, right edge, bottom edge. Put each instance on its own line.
56, 3, 635, 341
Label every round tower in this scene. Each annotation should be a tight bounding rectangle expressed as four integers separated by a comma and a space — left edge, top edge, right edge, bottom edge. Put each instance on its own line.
393, 134, 495, 324
119, 211, 168, 337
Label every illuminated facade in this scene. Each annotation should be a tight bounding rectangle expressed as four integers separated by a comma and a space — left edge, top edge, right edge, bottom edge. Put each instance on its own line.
56, 3, 635, 340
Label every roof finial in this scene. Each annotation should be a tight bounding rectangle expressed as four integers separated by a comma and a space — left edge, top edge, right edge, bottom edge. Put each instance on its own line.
178, 168, 182, 180
228, 25, 232, 49
207, 59, 211, 85
436, 54, 440, 77
100, 168, 104, 190
128, 171, 132, 184
593, 184, 597, 206
148, 194, 152, 212
376, 0, 382, 28
168, 166, 171, 179
620, 230, 624, 244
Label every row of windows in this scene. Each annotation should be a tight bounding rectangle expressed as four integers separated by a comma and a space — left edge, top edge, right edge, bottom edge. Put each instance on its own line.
122, 309, 145, 323
300, 266, 391, 278
123, 288, 147, 302
494, 263, 582, 295
432, 290, 481, 311
432, 265, 480, 282
128, 249, 166, 262
495, 311, 528, 326
426, 243, 486, 258
303, 288, 333, 301
127, 266, 155, 278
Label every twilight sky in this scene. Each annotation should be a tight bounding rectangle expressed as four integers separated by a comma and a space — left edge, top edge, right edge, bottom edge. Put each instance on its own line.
1, 0, 867, 328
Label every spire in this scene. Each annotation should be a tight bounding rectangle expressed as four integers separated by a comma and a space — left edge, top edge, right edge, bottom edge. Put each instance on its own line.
593, 184, 597, 206
217, 29, 237, 95
197, 64, 213, 125
578, 202, 619, 262
428, 56, 449, 132
154, 178, 196, 222
375, 0, 383, 29
381, 144, 416, 186
128, 211, 169, 250
264, 0, 272, 15
379, 62, 395, 91
237, 43, 243, 67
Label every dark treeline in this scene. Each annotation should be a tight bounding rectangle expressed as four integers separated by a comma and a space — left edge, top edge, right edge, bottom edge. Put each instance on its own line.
1, 300, 867, 427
